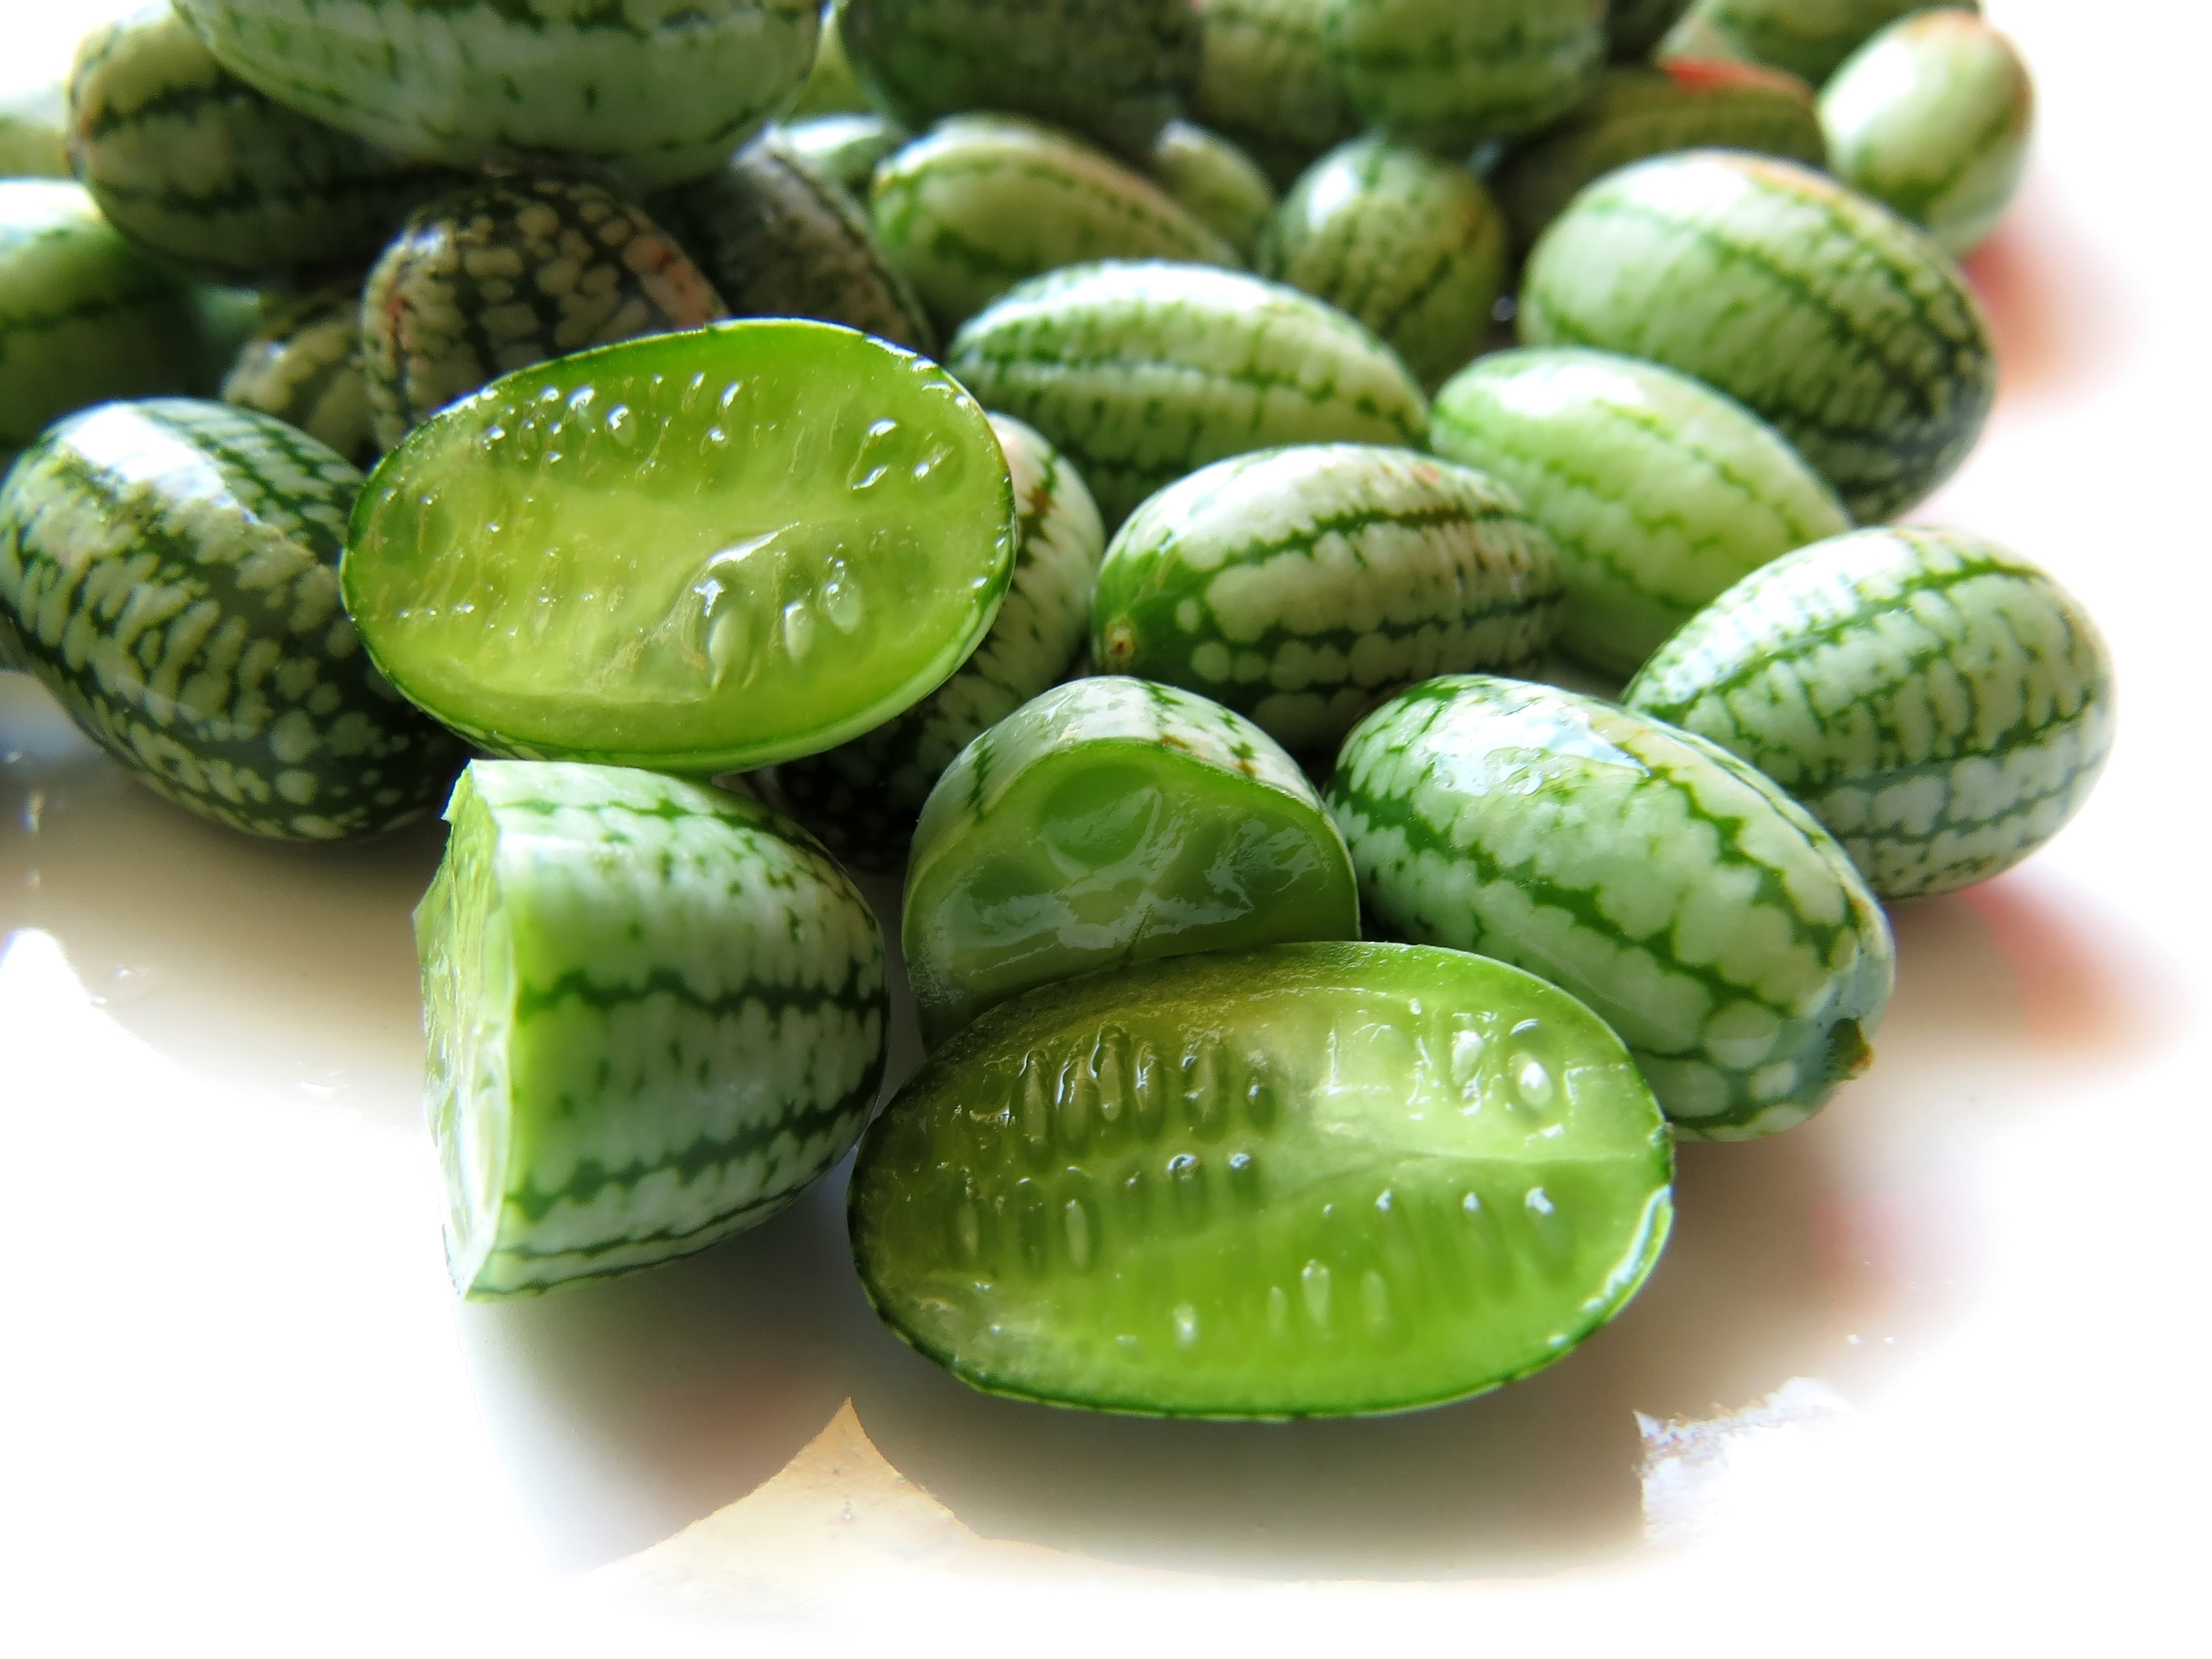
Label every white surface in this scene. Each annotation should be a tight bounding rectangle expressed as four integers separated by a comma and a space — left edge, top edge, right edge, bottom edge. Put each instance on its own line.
5, 1, 2210, 1651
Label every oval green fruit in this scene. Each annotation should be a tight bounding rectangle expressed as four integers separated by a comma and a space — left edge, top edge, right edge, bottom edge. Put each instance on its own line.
221, 280, 377, 470
1519, 149, 1994, 523
1147, 119, 1279, 262
1190, 0, 1358, 187
343, 320, 1018, 774
1623, 527, 2112, 900
903, 676, 1359, 1046
1093, 444, 1562, 754
775, 112, 911, 197
849, 940, 1674, 1418
1675, 0, 1978, 87
1322, 0, 1609, 153
1329, 675, 1895, 1140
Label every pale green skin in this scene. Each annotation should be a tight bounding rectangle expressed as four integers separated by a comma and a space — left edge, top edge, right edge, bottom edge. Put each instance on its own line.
1260, 135, 1507, 392
1149, 119, 1279, 262
904, 676, 1360, 1046
775, 113, 911, 198
1624, 528, 2112, 900
1430, 346, 1850, 677
221, 280, 377, 470
872, 116, 1240, 332
173, 0, 818, 191
1322, 0, 1609, 153
1093, 444, 1563, 753
1191, 0, 1359, 187
1675, 0, 1978, 86
0, 82, 68, 179
1820, 10, 2031, 258
420, 760, 888, 1298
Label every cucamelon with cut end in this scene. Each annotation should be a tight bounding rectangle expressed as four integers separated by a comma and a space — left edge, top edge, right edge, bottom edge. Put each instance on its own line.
946, 259, 1429, 530
1190, 0, 1358, 188
1623, 526, 2112, 900
1093, 444, 1562, 755
1322, 0, 1610, 154
1329, 675, 1895, 1140
0, 398, 465, 840
1674, 0, 1979, 87
903, 675, 1360, 1047
419, 759, 888, 1298
221, 280, 377, 470
1519, 149, 1995, 523
849, 940, 1674, 1418
1147, 119, 1279, 263
1430, 345, 1850, 677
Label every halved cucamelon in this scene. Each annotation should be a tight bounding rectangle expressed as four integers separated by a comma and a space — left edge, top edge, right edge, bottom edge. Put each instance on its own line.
903, 676, 1359, 1046
344, 320, 1018, 774
849, 940, 1674, 1418
419, 759, 888, 1298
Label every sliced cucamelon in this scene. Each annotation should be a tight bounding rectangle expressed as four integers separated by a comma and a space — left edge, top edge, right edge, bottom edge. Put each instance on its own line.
946, 259, 1430, 529
775, 112, 911, 198
0, 398, 465, 839
221, 279, 377, 470
849, 940, 1674, 1418
1623, 526, 2113, 900
903, 675, 1360, 1046
1519, 149, 1995, 523
1147, 119, 1279, 263
1093, 444, 1562, 754
1329, 675, 1895, 1140
1321, 0, 1610, 154
419, 759, 888, 1298
1674, 0, 1977, 87
344, 320, 1018, 775
1190, 0, 1359, 188
1430, 345, 1850, 678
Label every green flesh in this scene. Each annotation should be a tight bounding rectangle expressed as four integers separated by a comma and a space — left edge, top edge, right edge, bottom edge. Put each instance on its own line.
420, 760, 888, 1298
904, 676, 1360, 1046
1322, 0, 1610, 153
849, 940, 1674, 1418
343, 320, 1018, 773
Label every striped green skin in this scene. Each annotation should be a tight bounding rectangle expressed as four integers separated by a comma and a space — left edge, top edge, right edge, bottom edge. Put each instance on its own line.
66, 7, 446, 283
872, 117, 1240, 334
850, 941, 1673, 1419
653, 133, 933, 356
1431, 346, 1850, 678
904, 675, 1360, 1046
1, 181, 213, 458
419, 760, 888, 1298
1148, 120, 1279, 264
1322, 0, 1609, 154
835, 0, 1199, 163
775, 113, 911, 199
174, 0, 817, 191
1609, 0, 1694, 60
0, 82, 70, 180
791, 3, 872, 117
947, 260, 1430, 531
1490, 62, 1825, 254
770, 414, 1105, 869
0, 399, 465, 840
1623, 528, 2112, 900
361, 175, 729, 452
1328, 676, 1895, 1139
1677, 0, 1978, 87
1519, 150, 1995, 524
1093, 445, 1563, 755
1820, 11, 2032, 259
1190, 0, 1359, 189
221, 280, 377, 470
1259, 136, 1507, 393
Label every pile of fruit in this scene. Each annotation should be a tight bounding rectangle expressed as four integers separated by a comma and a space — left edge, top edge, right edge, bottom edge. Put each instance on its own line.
1, 1, 2106, 1420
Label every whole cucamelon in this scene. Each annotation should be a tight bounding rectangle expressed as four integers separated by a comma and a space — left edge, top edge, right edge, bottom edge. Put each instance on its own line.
1190, 0, 1359, 187
221, 280, 377, 469
770, 414, 1105, 869
1674, 0, 1979, 87
870, 116, 1239, 332
836, 0, 1200, 161
171, 0, 819, 191
361, 174, 729, 451
1820, 9, 2032, 258
1329, 675, 1895, 1140
1519, 149, 1995, 523
418, 760, 888, 1298
1148, 119, 1279, 262
1093, 445, 1563, 754
1624, 527, 2112, 900
1430, 346, 1850, 677
0, 399, 465, 839
1260, 135, 1507, 391
654, 133, 933, 354
947, 260, 1429, 529
1322, 0, 1610, 153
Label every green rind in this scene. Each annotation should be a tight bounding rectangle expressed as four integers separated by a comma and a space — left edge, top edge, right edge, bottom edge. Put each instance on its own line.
1190, 0, 1359, 188
0, 398, 465, 840
1321, 0, 1610, 153
1677, 0, 1979, 87
221, 280, 377, 470
946, 259, 1430, 530
1147, 119, 1279, 263
1623, 526, 2112, 900
1430, 345, 1850, 677
1518, 149, 1995, 523
420, 760, 888, 1299
1328, 675, 1895, 1139
1093, 444, 1563, 754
